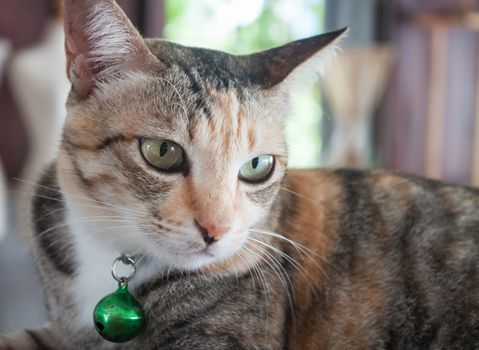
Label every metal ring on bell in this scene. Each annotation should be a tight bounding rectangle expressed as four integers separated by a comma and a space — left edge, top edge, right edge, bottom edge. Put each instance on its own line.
95, 254, 144, 343
111, 255, 136, 284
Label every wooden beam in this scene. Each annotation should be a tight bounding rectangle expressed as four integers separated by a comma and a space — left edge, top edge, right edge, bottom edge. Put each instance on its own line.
413, 12, 479, 30
425, 27, 447, 179
472, 39, 479, 185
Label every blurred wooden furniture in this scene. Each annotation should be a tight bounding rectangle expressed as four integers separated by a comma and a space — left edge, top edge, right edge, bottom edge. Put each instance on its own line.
381, 0, 479, 185
322, 46, 393, 167
7, 20, 70, 242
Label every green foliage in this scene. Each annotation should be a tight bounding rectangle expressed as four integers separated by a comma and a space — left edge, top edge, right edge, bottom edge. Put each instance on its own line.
231, 0, 293, 53
164, 0, 324, 52
164, 0, 325, 168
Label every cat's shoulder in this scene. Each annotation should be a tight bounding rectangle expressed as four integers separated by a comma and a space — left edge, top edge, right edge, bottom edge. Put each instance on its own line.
31, 162, 62, 222
30, 161, 76, 275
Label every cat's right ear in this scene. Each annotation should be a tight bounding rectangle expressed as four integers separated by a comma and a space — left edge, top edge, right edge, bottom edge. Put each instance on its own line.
240, 28, 348, 91
63, 0, 163, 98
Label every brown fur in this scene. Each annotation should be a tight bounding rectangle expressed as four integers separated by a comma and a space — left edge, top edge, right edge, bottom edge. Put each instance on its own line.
280, 170, 479, 349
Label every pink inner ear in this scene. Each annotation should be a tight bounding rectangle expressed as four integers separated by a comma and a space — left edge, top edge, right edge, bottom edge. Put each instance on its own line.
63, 0, 163, 98
64, 0, 130, 97
63, 0, 98, 97
65, 26, 96, 97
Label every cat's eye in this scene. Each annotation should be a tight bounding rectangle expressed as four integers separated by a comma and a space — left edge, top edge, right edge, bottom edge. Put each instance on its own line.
239, 155, 275, 183
140, 138, 185, 172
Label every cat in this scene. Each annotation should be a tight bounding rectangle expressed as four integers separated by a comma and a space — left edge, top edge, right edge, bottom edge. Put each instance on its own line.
1, 0, 479, 349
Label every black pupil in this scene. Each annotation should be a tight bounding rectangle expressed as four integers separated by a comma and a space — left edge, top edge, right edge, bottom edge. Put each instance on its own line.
252, 157, 259, 169
160, 142, 170, 157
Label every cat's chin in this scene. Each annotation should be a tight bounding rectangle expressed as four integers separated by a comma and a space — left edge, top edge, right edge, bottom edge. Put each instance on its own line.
166, 251, 218, 270
148, 244, 245, 273
146, 248, 220, 271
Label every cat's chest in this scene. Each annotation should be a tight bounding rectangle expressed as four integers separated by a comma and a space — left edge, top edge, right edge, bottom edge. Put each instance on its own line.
68, 223, 158, 329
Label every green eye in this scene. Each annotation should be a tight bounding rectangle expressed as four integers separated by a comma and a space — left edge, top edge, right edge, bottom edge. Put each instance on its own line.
140, 138, 185, 172
239, 155, 275, 183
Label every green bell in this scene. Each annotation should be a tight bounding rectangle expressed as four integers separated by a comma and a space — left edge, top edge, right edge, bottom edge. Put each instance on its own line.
93, 283, 145, 343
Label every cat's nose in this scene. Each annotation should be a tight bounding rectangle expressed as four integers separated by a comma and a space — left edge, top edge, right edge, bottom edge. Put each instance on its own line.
195, 219, 230, 245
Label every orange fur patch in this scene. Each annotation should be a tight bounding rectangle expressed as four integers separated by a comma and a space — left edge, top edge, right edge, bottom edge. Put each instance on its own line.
280, 170, 344, 350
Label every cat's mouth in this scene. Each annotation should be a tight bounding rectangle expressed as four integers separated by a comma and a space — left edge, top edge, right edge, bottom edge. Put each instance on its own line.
200, 246, 217, 257
170, 248, 215, 257
148, 237, 244, 270
145, 228, 246, 269
161, 242, 218, 258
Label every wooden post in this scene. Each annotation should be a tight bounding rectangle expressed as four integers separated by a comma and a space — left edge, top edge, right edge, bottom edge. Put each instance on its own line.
425, 26, 447, 179
144, 0, 164, 38
472, 39, 479, 185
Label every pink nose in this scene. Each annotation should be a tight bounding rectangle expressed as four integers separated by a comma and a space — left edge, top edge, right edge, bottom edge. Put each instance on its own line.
195, 219, 230, 244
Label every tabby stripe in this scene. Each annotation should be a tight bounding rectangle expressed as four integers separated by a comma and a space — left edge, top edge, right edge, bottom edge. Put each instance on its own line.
69, 156, 93, 189
97, 134, 134, 150
173, 62, 212, 116
175, 62, 202, 95
63, 133, 137, 152
135, 272, 185, 298
276, 179, 298, 245
385, 198, 439, 347
246, 181, 280, 204
280, 181, 295, 349
158, 285, 233, 347
33, 164, 76, 275
332, 169, 367, 271
114, 147, 174, 199
25, 330, 54, 350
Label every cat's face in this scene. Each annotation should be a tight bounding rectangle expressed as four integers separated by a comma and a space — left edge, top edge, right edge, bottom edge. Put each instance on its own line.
60, 68, 287, 269
58, 0, 345, 271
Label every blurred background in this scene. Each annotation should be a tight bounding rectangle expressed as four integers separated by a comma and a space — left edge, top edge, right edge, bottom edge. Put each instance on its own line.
1, 0, 479, 333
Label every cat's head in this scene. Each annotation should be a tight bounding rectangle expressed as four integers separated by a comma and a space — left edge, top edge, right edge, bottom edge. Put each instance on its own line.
58, 0, 345, 272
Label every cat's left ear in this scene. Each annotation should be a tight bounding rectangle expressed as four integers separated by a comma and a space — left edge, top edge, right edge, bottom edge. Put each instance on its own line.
241, 28, 348, 90
63, 0, 164, 98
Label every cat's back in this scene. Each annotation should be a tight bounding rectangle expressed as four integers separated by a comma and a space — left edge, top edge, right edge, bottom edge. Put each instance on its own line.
284, 167, 479, 243
283, 168, 479, 251
282, 168, 479, 349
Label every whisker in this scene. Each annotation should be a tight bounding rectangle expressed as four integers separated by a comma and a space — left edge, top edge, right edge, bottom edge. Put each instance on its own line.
30, 218, 151, 247
151, 219, 192, 236
32, 233, 133, 266
246, 240, 294, 300
243, 243, 294, 316
247, 236, 318, 288
240, 247, 260, 295
249, 228, 327, 264
12, 181, 146, 218
31, 206, 67, 224
12, 190, 151, 224
249, 228, 331, 283
15, 181, 196, 244
240, 247, 270, 340
280, 186, 317, 204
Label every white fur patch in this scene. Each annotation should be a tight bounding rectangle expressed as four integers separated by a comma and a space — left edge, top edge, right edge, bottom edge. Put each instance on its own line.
85, 2, 138, 81
66, 201, 161, 328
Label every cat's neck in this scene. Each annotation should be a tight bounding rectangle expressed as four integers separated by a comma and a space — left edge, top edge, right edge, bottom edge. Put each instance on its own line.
65, 204, 163, 328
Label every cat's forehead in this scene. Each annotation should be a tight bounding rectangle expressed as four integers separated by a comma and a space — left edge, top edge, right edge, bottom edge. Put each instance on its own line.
188, 90, 248, 148
145, 39, 252, 94
65, 68, 284, 156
